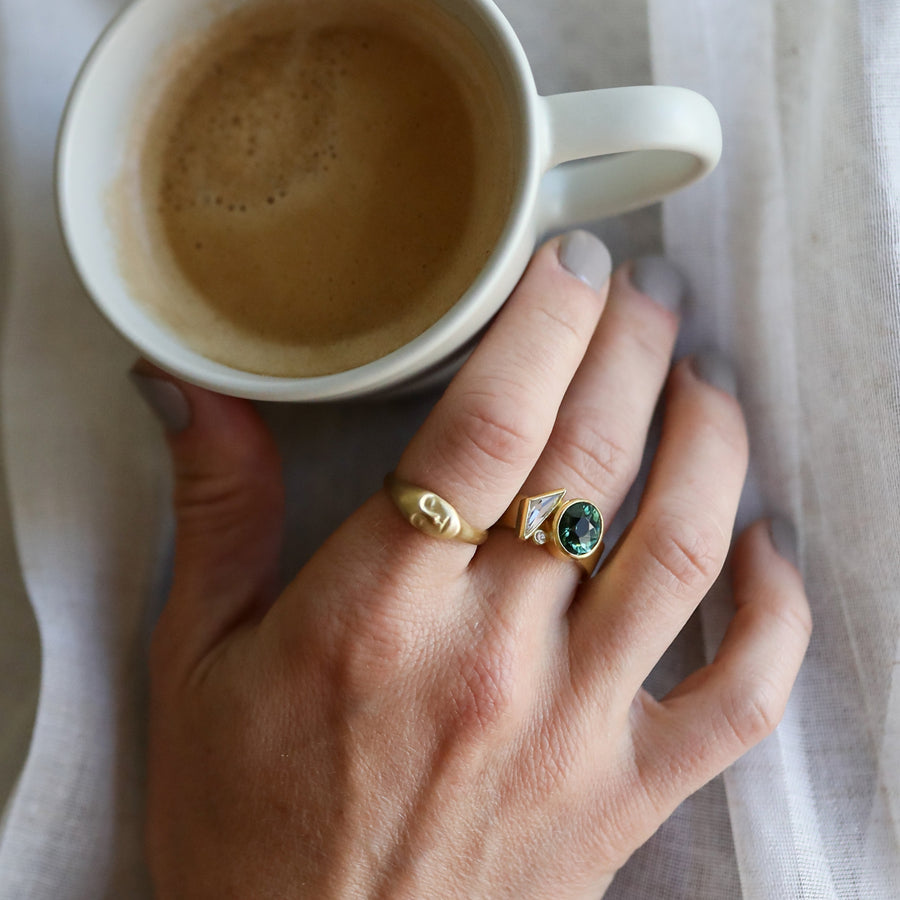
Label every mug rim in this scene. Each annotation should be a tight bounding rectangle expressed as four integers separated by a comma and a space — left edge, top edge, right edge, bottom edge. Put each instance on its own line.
56, 0, 545, 401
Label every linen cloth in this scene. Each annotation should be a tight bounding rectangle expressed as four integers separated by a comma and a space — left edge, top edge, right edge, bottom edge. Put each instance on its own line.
0, 1, 898, 898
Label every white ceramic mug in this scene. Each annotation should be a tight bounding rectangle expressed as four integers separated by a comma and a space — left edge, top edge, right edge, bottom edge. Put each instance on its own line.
57, 0, 722, 402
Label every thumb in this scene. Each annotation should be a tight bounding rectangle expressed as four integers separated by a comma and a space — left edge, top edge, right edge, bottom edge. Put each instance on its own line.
132, 361, 284, 672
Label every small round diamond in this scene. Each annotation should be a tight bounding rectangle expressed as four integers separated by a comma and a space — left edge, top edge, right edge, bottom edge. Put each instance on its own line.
533, 530, 548, 545
556, 501, 602, 557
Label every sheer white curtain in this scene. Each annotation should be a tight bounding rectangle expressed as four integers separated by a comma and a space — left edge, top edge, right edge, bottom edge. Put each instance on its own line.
0, 0, 897, 897
643, 1, 900, 896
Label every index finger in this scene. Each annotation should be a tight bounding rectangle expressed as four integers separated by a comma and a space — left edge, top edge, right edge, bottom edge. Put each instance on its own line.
392, 231, 612, 566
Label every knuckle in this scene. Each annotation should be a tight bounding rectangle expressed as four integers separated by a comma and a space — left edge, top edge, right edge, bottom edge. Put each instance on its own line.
720, 675, 787, 749
772, 598, 814, 645
174, 466, 282, 536
333, 622, 417, 703
453, 385, 542, 474
698, 401, 749, 462
175, 424, 280, 494
325, 579, 425, 701
528, 297, 585, 347
644, 512, 727, 597
627, 311, 678, 363
451, 629, 523, 738
553, 414, 636, 493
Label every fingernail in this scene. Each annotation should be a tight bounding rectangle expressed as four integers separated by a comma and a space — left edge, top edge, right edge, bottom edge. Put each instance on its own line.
559, 230, 612, 292
629, 256, 687, 314
129, 364, 191, 434
690, 349, 738, 397
768, 516, 799, 569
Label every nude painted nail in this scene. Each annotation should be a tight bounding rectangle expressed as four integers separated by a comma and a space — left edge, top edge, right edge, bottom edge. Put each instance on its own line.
629, 256, 687, 314
558, 230, 612, 292
769, 516, 800, 569
690, 349, 738, 398
129, 367, 191, 434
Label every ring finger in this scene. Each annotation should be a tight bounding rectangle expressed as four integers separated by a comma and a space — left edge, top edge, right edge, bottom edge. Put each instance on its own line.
482, 256, 684, 588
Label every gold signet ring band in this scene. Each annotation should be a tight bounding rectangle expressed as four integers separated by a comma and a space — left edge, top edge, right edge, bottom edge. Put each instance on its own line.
385, 473, 488, 545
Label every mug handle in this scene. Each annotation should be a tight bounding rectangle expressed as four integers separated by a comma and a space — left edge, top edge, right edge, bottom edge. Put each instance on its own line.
536, 85, 722, 232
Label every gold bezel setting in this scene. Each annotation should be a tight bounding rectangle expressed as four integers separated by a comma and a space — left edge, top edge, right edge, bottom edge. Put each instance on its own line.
504, 489, 605, 575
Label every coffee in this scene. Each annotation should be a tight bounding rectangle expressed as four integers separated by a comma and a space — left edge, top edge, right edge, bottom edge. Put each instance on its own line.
112, 0, 516, 376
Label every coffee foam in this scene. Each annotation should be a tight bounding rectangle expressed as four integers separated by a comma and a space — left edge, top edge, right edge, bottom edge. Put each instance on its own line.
112, 0, 517, 376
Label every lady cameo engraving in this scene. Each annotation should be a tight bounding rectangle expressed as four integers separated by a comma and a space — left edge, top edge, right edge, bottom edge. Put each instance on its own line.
409, 493, 461, 539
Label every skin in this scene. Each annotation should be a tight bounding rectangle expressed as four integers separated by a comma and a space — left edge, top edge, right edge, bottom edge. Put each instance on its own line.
144, 238, 811, 898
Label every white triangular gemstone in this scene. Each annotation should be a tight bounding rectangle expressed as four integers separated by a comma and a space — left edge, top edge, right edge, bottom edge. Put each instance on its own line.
521, 490, 566, 538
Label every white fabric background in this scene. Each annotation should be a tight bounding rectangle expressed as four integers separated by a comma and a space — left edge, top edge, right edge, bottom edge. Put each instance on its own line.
1, 0, 898, 897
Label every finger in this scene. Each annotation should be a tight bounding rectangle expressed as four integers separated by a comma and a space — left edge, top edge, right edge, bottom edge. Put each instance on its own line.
629, 519, 810, 813
526, 258, 682, 518
482, 258, 682, 590
571, 352, 749, 688
132, 361, 284, 675
385, 231, 612, 570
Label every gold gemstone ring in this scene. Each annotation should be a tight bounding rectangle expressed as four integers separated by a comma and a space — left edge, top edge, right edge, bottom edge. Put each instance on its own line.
498, 489, 605, 577
385, 473, 488, 545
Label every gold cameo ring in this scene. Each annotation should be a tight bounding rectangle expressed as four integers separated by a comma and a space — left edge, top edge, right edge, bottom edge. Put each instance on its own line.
498, 489, 605, 576
385, 473, 488, 545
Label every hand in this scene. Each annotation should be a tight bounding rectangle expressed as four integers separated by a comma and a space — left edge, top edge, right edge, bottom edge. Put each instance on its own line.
137, 232, 810, 899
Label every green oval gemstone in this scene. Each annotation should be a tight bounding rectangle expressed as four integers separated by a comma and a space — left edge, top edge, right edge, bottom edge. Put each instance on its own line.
557, 501, 602, 557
